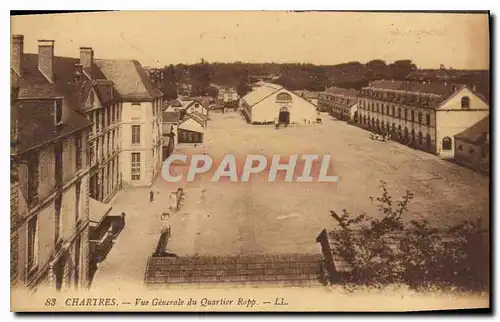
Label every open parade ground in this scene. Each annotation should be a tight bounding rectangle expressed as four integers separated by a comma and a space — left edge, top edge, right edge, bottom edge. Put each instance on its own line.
91, 111, 489, 286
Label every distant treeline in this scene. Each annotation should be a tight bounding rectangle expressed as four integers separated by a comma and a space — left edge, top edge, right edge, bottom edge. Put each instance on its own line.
154, 59, 489, 100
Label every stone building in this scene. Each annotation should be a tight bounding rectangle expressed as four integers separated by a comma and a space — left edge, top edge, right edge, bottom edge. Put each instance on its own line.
95, 59, 164, 187
317, 87, 359, 122
11, 36, 93, 291
454, 115, 490, 173
75, 48, 123, 204
240, 82, 317, 125
357, 80, 489, 158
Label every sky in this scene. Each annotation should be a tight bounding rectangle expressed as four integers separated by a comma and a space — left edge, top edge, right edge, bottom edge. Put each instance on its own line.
11, 11, 490, 69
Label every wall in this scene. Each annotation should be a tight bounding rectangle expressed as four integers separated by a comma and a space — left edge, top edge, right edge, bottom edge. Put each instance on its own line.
357, 97, 438, 153
454, 138, 489, 173
14, 128, 91, 290
120, 99, 163, 186
436, 88, 489, 158
252, 90, 317, 124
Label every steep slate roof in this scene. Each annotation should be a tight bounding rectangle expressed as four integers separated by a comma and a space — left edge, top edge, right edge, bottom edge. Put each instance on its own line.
15, 99, 90, 153
368, 80, 458, 97
95, 59, 163, 102
11, 52, 97, 153
144, 254, 323, 286
361, 80, 490, 109
455, 116, 490, 145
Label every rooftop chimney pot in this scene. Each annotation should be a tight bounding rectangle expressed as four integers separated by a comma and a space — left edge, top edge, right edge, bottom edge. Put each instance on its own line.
38, 39, 55, 83
80, 47, 93, 79
11, 35, 24, 76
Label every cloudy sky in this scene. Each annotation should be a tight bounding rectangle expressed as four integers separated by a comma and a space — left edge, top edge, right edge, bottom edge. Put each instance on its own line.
11, 11, 489, 69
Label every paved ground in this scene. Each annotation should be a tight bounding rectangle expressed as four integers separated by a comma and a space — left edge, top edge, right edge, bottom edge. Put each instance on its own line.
91, 111, 489, 287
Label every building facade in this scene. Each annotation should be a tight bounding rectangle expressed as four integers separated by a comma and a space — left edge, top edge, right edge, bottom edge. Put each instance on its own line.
317, 87, 359, 122
454, 116, 490, 173
11, 36, 93, 291
240, 82, 317, 125
217, 86, 239, 105
95, 60, 164, 187
357, 80, 489, 158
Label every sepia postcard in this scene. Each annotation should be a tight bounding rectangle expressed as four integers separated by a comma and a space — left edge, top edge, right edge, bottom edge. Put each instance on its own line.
10, 11, 490, 312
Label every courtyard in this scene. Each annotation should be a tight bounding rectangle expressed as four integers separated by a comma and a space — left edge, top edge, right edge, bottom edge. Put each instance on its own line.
91, 111, 490, 288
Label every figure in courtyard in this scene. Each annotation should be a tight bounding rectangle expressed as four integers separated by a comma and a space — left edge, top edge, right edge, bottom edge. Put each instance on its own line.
150, 190, 154, 203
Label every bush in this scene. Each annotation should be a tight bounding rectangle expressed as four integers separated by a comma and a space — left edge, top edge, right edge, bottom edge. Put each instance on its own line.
328, 181, 488, 291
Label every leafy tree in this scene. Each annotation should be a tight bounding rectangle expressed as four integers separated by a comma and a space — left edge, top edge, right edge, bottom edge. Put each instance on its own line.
207, 86, 219, 100
190, 58, 212, 96
388, 60, 417, 80
236, 67, 252, 98
161, 64, 178, 100
328, 181, 488, 291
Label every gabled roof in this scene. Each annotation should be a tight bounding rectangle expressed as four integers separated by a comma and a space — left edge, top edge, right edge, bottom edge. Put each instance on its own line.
241, 82, 283, 107
367, 80, 458, 97
185, 111, 206, 125
95, 59, 163, 102
455, 116, 490, 145
179, 116, 204, 133
186, 99, 206, 109
190, 110, 207, 121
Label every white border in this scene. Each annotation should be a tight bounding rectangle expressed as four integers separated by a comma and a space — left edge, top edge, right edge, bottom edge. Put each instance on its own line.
3, 2, 497, 321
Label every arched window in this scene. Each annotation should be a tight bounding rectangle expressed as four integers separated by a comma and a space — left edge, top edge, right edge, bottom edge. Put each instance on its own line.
276, 92, 292, 102
442, 137, 452, 150
461, 96, 470, 109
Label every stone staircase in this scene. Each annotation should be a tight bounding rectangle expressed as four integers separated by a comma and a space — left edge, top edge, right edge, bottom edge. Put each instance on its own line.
144, 253, 325, 287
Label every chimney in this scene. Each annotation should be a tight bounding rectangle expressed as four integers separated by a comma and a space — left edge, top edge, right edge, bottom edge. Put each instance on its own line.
12, 35, 24, 76
80, 47, 93, 79
73, 63, 83, 82
38, 39, 55, 83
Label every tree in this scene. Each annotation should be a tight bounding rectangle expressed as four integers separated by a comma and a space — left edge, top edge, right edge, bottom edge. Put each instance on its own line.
207, 86, 219, 100
366, 59, 388, 79
328, 181, 488, 290
161, 64, 178, 100
190, 59, 211, 96
236, 67, 252, 98
388, 60, 417, 81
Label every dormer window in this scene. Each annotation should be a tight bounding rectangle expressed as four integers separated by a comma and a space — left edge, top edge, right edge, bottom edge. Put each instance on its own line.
55, 99, 63, 125
461, 96, 470, 109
